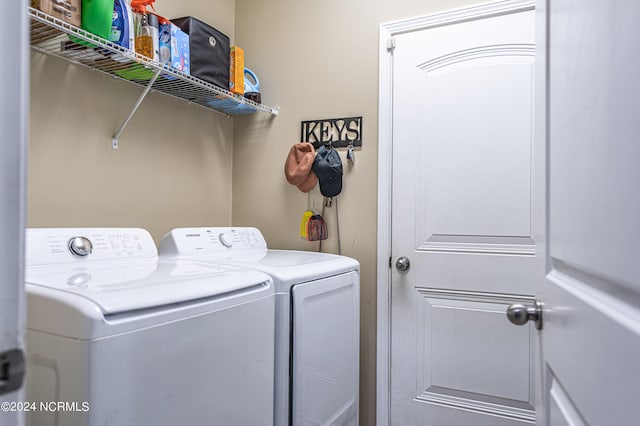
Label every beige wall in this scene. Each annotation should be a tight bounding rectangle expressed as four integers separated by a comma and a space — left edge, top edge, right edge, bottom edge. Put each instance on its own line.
28, 0, 235, 242
232, 0, 476, 424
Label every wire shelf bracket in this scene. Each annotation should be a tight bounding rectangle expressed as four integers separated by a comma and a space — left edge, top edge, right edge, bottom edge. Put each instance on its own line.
112, 69, 161, 149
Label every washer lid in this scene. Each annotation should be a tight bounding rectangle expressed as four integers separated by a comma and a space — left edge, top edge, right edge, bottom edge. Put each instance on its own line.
26, 259, 271, 315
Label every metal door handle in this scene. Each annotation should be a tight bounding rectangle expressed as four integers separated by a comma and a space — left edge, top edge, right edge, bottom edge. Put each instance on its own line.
506, 301, 543, 330
0, 349, 25, 395
395, 256, 410, 272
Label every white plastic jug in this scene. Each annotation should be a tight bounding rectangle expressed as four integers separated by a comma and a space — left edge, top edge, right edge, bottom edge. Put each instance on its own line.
244, 68, 260, 94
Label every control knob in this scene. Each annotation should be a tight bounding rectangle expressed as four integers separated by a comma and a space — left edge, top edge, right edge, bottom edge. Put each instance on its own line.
219, 232, 234, 248
68, 236, 93, 257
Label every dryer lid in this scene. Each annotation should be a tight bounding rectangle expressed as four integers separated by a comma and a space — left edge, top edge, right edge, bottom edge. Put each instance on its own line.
250, 249, 360, 286
159, 227, 360, 288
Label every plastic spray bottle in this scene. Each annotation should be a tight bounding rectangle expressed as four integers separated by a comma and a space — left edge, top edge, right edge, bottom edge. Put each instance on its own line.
131, 0, 158, 61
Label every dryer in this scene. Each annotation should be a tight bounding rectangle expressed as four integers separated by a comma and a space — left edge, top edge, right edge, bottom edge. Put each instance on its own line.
159, 227, 360, 426
25, 228, 275, 426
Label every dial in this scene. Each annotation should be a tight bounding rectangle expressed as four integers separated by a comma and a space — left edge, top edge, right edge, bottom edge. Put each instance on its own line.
218, 232, 234, 248
68, 236, 93, 257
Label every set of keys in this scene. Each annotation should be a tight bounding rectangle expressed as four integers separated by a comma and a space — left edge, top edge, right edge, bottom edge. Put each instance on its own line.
346, 141, 356, 165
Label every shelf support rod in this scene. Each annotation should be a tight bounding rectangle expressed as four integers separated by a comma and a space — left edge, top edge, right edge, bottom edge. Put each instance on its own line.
112, 68, 162, 149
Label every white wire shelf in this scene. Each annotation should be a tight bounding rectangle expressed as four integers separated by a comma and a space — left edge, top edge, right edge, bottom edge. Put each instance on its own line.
28, 7, 279, 148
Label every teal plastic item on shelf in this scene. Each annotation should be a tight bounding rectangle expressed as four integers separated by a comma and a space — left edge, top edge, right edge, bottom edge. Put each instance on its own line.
244, 68, 260, 94
243, 68, 261, 104
207, 68, 261, 115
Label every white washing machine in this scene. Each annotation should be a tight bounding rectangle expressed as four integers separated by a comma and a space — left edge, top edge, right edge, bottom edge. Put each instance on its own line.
25, 228, 275, 426
159, 227, 360, 426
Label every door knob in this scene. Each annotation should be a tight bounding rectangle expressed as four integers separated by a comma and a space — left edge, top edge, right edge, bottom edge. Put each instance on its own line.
506, 300, 543, 330
395, 256, 410, 272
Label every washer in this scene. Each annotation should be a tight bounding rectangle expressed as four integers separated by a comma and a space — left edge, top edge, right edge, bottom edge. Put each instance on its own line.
159, 227, 360, 426
25, 228, 275, 426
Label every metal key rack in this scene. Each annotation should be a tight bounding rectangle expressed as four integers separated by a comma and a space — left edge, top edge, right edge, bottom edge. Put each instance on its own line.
28, 8, 279, 149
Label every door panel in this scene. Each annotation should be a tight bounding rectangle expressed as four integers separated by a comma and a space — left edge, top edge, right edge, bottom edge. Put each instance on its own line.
547, 374, 585, 426
416, 293, 534, 405
547, 1, 640, 291
390, 4, 537, 424
420, 57, 533, 238
427, 299, 530, 401
542, 269, 640, 424
541, 0, 640, 424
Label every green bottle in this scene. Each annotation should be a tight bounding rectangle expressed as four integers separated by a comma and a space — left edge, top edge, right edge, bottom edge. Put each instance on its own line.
82, 0, 115, 39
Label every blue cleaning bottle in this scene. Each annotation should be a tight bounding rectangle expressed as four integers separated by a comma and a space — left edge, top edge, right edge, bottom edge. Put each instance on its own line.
110, 0, 134, 49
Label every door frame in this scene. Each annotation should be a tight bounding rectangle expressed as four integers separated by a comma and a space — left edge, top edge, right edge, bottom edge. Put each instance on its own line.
376, 1, 536, 424
0, 0, 29, 419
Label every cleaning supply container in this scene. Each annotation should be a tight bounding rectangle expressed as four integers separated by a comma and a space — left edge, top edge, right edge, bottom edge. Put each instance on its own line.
158, 16, 172, 65
110, 0, 133, 49
244, 68, 261, 103
229, 46, 244, 95
131, 0, 157, 59
145, 12, 160, 61
82, 0, 115, 39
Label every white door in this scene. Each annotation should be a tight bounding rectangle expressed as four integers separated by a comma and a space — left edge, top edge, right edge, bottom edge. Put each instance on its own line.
0, 0, 28, 424
540, 0, 640, 424
389, 2, 540, 425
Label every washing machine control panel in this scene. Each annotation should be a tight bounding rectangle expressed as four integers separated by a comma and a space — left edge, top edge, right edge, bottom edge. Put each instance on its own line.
26, 228, 158, 266
160, 227, 267, 259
